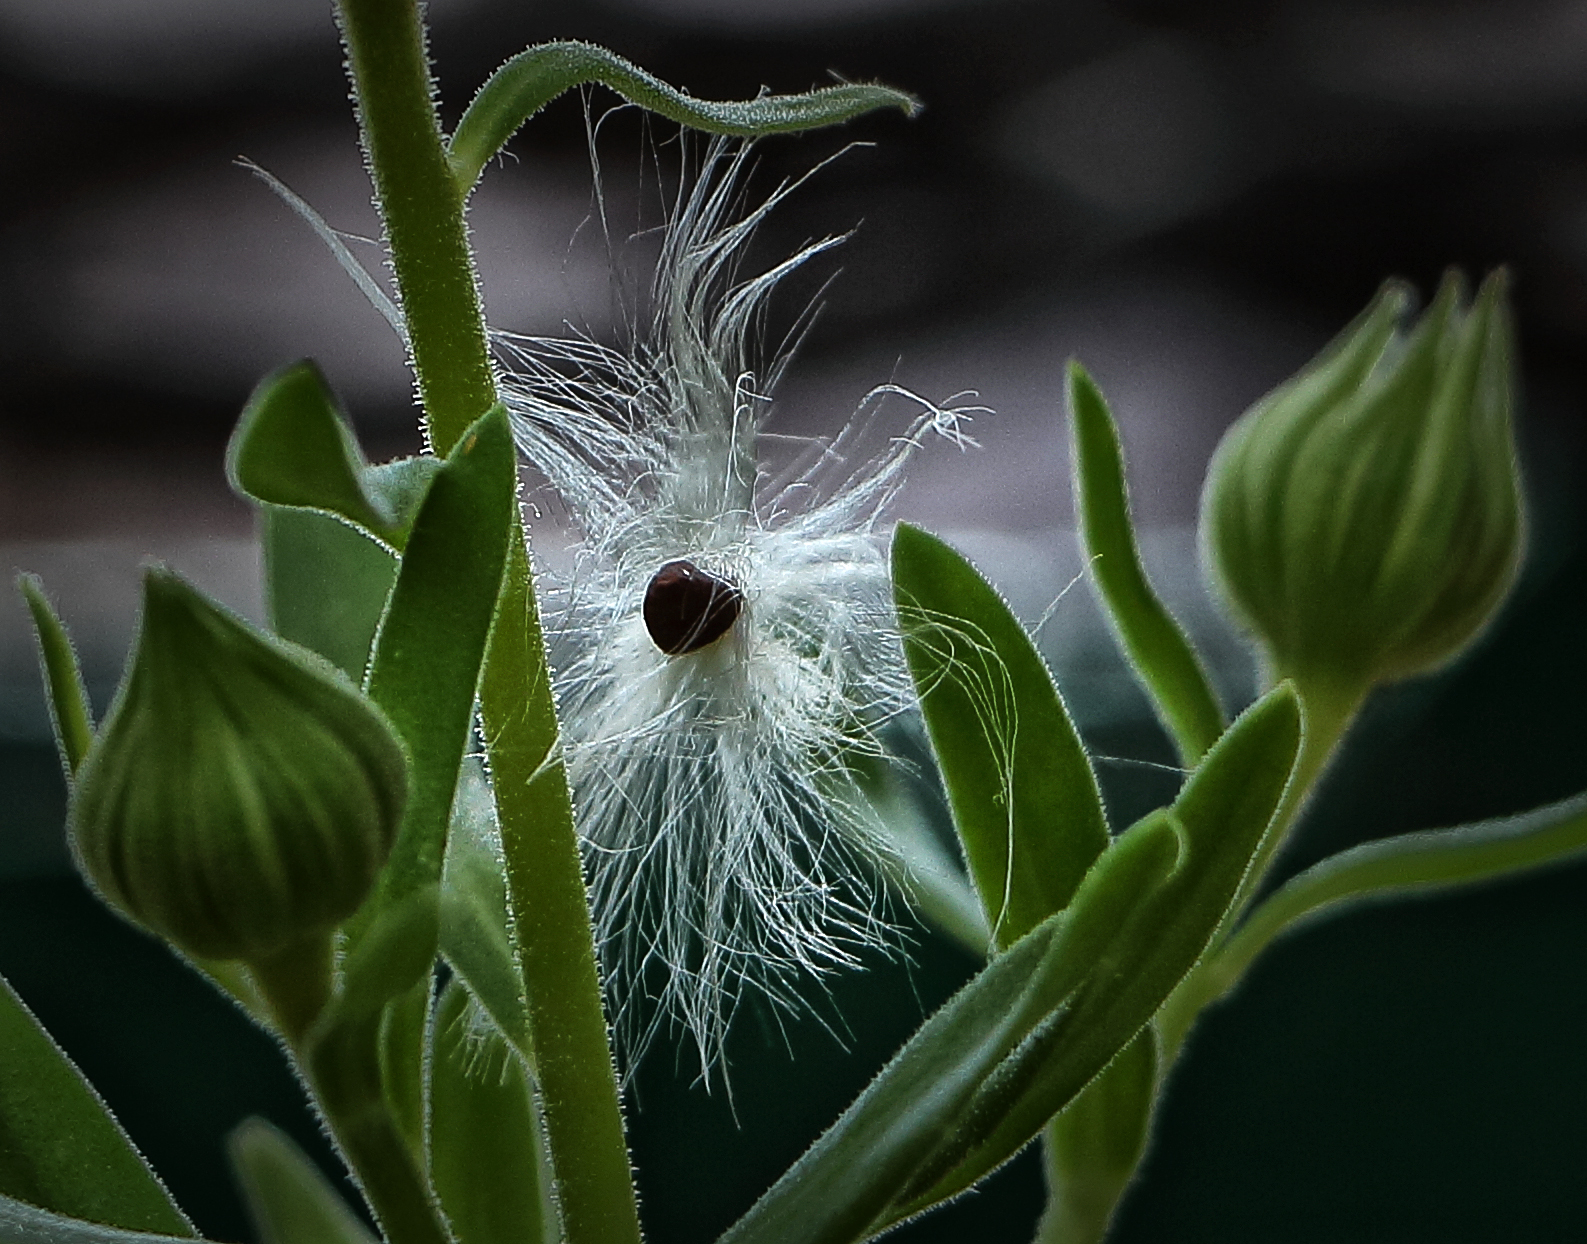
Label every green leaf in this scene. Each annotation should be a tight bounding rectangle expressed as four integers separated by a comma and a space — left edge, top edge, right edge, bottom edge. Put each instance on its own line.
884, 684, 1300, 1222
0, 974, 193, 1236
893, 523, 1108, 949
228, 1117, 376, 1244
849, 760, 990, 958
1066, 364, 1225, 765
378, 982, 430, 1162
440, 760, 532, 1066
1033, 1027, 1156, 1244
1175, 787, 1587, 1035
227, 360, 443, 552
16, 574, 94, 779
719, 819, 1184, 1244
349, 404, 517, 982
448, 40, 919, 195
429, 980, 554, 1244
0, 1195, 197, 1244
263, 507, 398, 682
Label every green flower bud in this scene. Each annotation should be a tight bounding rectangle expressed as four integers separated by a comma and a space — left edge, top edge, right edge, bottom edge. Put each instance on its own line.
1202, 271, 1524, 697
70, 567, 407, 963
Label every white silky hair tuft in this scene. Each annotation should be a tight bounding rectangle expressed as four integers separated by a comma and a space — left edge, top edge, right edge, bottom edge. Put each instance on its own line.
499, 137, 982, 1080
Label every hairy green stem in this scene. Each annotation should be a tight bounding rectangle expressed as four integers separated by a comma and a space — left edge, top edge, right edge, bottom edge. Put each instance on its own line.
334, 0, 495, 455
482, 532, 643, 1244
252, 939, 449, 1244
308, 1014, 452, 1244
333, 4, 642, 1241
248, 934, 333, 1049
1156, 672, 1366, 1059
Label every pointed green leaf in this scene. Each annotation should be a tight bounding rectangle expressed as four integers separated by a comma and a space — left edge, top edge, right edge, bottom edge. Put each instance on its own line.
228, 1117, 376, 1244
228, 361, 443, 552
893, 523, 1108, 948
440, 760, 533, 1066
1067, 364, 1224, 765
351, 404, 516, 970
228, 362, 392, 534
0, 1195, 198, 1244
429, 980, 553, 1244
448, 40, 919, 195
377, 981, 430, 1162
1034, 1026, 1156, 1244
16, 574, 94, 779
884, 684, 1300, 1222
0, 974, 192, 1236
1185, 788, 1587, 1024
719, 816, 1184, 1244
263, 507, 398, 681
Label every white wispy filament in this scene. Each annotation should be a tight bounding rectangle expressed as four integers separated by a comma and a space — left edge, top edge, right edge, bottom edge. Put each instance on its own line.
500, 141, 979, 1078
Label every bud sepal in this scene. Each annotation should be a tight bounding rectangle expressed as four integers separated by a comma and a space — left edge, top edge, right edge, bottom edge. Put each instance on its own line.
70, 567, 408, 967
1202, 271, 1524, 697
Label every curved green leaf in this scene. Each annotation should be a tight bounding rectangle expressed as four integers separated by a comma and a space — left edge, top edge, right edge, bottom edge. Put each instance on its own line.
228, 361, 443, 553
16, 574, 94, 779
884, 683, 1300, 1222
429, 980, 553, 1244
718, 813, 1184, 1244
448, 40, 919, 195
893, 523, 1108, 949
228, 1117, 376, 1244
1034, 1027, 1156, 1244
440, 760, 532, 1066
1188, 788, 1587, 1024
0, 975, 192, 1236
1067, 364, 1224, 765
263, 507, 397, 682
352, 404, 516, 968
0, 1195, 197, 1244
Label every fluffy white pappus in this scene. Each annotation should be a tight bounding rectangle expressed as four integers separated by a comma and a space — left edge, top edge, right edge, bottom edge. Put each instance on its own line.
498, 139, 981, 1079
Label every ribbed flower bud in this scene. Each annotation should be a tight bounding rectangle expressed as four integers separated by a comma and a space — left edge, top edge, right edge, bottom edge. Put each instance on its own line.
70, 567, 407, 963
1202, 271, 1524, 697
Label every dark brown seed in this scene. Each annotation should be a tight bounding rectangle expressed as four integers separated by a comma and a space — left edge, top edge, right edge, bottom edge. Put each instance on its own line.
643, 559, 744, 655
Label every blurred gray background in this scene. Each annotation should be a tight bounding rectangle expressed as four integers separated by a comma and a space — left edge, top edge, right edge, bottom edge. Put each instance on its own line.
2, 2, 1586, 1242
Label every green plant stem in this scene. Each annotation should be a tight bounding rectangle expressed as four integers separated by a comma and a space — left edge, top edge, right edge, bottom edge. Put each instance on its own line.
306, 1016, 451, 1244
334, 3, 642, 1242
334, 0, 495, 455
251, 939, 448, 1244
1156, 672, 1366, 1058
481, 532, 643, 1244
248, 934, 333, 1048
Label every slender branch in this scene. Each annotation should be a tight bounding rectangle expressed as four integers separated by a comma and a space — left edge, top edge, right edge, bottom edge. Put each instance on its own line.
334, 0, 495, 455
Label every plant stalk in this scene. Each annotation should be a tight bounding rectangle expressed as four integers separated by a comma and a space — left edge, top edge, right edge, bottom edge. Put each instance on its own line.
332, 3, 642, 1241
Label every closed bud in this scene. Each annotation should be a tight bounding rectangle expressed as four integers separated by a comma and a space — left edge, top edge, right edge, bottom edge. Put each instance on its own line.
71, 567, 407, 963
1202, 271, 1524, 697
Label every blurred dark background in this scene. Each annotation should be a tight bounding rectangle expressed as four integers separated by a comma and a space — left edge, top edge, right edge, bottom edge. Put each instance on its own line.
3, 1, 1587, 1241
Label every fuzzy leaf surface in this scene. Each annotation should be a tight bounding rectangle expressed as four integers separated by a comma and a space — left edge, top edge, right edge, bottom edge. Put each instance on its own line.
263, 507, 397, 682
228, 1117, 376, 1244
17, 574, 94, 778
893, 523, 1107, 949
448, 40, 918, 193
349, 404, 516, 987
228, 361, 442, 552
440, 760, 532, 1065
429, 980, 551, 1244
884, 683, 1300, 1220
1034, 1026, 1156, 1244
0, 1196, 197, 1244
1067, 364, 1224, 765
0, 975, 192, 1236
719, 813, 1188, 1244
